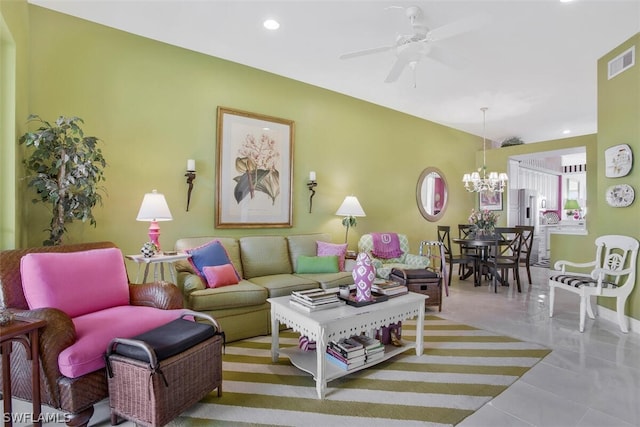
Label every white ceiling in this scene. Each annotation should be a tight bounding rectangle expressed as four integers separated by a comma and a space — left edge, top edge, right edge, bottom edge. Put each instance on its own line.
30, 0, 640, 144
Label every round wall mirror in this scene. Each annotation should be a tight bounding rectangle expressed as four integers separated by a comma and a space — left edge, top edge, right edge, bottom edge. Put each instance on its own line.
416, 167, 448, 222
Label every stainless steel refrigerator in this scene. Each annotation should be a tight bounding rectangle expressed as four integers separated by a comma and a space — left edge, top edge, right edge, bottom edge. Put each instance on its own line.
517, 189, 542, 263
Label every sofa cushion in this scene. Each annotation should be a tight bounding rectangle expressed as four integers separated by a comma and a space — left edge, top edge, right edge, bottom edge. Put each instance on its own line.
60, 305, 185, 378
293, 272, 353, 290
296, 256, 339, 274
317, 241, 348, 271
240, 236, 292, 278
20, 248, 130, 318
287, 233, 331, 272
187, 281, 268, 312
203, 264, 239, 288
186, 240, 239, 279
248, 274, 318, 298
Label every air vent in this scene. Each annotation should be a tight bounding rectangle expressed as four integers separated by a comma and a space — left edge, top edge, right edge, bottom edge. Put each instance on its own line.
608, 46, 635, 80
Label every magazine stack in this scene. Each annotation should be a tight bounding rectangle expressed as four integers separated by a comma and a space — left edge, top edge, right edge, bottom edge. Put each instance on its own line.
371, 280, 408, 297
350, 334, 385, 363
325, 337, 366, 370
289, 289, 343, 312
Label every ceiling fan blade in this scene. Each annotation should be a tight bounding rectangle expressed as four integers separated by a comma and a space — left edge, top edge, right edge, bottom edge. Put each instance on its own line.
384, 57, 409, 83
427, 44, 469, 70
427, 13, 490, 42
339, 45, 394, 60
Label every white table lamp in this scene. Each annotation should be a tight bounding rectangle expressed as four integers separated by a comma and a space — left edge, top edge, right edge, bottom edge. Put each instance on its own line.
136, 189, 173, 250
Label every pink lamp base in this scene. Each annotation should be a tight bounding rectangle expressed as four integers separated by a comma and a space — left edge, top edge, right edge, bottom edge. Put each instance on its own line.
147, 221, 162, 251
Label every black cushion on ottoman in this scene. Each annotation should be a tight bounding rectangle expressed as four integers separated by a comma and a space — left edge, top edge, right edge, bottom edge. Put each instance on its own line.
113, 318, 216, 363
390, 268, 439, 282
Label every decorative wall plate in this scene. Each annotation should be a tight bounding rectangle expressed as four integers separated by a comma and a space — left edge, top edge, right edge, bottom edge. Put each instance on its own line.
605, 184, 635, 207
605, 144, 633, 178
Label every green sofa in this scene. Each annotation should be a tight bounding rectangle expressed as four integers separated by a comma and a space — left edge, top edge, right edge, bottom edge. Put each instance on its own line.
174, 233, 353, 342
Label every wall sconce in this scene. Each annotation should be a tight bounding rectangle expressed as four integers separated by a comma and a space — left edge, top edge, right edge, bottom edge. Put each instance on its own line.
185, 159, 196, 211
307, 171, 317, 213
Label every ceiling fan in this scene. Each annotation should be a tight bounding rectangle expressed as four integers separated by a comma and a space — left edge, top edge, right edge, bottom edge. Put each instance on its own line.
339, 6, 487, 86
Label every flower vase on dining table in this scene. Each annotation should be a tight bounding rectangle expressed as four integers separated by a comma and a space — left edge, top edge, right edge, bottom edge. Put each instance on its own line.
473, 227, 495, 239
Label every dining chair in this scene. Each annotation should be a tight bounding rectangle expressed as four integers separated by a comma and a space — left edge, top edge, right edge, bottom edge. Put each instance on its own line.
549, 235, 638, 333
437, 225, 474, 288
516, 225, 535, 286
457, 223, 480, 260
483, 227, 523, 293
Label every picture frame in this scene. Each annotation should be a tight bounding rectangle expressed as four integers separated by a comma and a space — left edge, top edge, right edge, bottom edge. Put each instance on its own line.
479, 190, 503, 211
216, 107, 294, 228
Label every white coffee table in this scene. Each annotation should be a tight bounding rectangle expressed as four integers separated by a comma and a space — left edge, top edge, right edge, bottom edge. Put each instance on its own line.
268, 292, 426, 399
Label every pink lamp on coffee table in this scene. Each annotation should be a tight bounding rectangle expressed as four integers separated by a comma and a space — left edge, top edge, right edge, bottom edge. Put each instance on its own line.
136, 189, 173, 251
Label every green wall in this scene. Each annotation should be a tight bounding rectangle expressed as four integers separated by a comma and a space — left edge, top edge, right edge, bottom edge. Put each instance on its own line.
596, 34, 640, 317
0, 0, 29, 249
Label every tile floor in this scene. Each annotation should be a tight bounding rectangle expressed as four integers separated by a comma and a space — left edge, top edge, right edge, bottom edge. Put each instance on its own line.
442, 265, 640, 427
8, 265, 640, 426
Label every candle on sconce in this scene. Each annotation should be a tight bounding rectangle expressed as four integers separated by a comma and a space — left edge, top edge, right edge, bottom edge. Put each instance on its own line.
309, 171, 316, 181
187, 159, 196, 171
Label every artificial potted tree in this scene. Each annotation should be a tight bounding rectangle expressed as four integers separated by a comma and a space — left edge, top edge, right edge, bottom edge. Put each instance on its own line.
19, 115, 107, 246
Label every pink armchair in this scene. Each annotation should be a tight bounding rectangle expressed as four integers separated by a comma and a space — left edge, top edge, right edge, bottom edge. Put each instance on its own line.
0, 242, 185, 426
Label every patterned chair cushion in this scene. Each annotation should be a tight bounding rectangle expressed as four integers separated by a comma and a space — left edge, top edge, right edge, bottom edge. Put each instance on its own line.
357, 234, 429, 279
548, 274, 618, 290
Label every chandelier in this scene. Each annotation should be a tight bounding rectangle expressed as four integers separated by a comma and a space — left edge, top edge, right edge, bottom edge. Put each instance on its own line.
462, 107, 509, 193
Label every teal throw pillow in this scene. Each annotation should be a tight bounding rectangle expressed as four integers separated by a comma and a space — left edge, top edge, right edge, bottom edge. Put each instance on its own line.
296, 255, 339, 274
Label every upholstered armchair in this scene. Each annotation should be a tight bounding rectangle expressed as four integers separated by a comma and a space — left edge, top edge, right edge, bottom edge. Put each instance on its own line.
357, 233, 430, 279
0, 242, 184, 427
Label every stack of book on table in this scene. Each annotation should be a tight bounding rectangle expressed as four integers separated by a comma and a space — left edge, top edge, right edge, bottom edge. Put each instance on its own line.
350, 334, 385, 363
289, 289, 343, 312
372, 280, 408, 297
325, 337, 366, 370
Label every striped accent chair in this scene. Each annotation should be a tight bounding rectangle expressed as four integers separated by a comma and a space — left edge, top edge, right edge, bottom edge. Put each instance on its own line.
549, 235, 638, 333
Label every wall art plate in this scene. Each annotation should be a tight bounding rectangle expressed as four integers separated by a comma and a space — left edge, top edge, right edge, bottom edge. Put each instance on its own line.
605, 144, 633, 178
605, 184, 635, 208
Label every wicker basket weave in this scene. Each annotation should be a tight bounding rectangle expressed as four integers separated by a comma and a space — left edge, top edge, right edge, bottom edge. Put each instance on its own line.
107, 334, 223, 426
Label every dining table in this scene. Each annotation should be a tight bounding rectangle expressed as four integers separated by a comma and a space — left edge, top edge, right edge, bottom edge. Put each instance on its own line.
453, 236, 509, 291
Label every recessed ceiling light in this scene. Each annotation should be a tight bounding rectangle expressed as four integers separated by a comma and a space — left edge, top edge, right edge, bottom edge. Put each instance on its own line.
263, 19, 280, 30
560, 0, 575, 3
562, 129, 571, 135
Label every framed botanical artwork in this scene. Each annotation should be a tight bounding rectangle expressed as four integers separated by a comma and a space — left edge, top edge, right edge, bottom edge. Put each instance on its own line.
216, 107, 294, 228
479, 190, 503, 211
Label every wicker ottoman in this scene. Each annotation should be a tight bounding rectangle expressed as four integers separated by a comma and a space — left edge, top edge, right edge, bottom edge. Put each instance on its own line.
389, 268, 442, 311
106, 312, 223, 427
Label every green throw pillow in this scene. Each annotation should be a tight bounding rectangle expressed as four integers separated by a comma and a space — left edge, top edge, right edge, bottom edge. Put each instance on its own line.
296, 255, 339, 274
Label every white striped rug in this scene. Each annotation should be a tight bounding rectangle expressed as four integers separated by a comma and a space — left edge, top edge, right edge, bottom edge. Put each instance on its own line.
168, 315, 551, 426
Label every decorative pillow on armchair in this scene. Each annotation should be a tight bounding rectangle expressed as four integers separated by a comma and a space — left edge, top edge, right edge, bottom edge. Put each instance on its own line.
317, 241, 347, 271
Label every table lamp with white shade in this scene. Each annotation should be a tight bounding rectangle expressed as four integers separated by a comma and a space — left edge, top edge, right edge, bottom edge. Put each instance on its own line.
335, 195, 366, 244
136, 189, 173, 251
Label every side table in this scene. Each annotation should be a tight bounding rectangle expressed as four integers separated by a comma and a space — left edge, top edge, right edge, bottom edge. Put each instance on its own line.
1, 316, 47, 427
125, 253, 191, 284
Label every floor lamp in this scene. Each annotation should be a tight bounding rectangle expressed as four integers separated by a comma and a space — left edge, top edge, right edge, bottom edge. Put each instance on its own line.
335, 196, 366, 244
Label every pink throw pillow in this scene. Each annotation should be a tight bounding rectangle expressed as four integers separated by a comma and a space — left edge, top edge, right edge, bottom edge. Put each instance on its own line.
317, 241, 347, 271
203, 264, 240, 288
